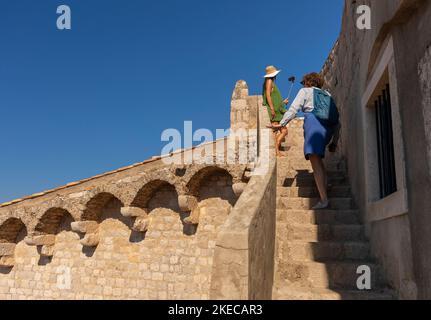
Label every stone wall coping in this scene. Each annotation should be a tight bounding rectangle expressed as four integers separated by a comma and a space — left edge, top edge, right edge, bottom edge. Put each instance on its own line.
218, 92, 276, 248
210, 90, 277, 300
214, 160, 276, 250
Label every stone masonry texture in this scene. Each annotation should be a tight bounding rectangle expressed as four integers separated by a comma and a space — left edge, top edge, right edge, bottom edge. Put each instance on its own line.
0, 143, 249, 299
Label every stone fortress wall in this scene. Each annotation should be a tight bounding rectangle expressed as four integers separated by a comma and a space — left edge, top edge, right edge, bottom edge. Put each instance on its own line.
0, 81, 276, 300
321, 0, 431, 299
0, 159, 243, 299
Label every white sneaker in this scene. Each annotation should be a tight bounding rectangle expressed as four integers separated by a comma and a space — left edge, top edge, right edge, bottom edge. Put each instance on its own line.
312, 200, 330, 210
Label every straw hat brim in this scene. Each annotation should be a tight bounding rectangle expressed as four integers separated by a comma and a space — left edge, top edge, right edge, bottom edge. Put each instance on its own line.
264, 70, 281, 78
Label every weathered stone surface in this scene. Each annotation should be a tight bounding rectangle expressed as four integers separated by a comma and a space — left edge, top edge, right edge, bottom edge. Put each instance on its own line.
71, 221, 99, 234
120, 207, 148, 218
243, 171, 252, 180
231, 80, 248, 100
40, 245, 55, 257
132, 217, 150, 232
273, 287, 394, 300
24, 235, 56, 246
210, 104, 277, 300
318, 0, 430, 300
0, 255, 15, 267
232, 183, 247, 197
0, 243, 16, 256
80, 233, 100, 247
178, 196, 198, 212
183, 209, 200, 225
273, 118, 393, 300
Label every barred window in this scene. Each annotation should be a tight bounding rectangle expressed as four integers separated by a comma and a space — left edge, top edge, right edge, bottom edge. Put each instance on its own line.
374, 84, 397, 198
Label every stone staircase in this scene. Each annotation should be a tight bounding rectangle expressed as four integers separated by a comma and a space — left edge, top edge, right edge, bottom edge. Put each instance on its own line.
272, 119, 394, 300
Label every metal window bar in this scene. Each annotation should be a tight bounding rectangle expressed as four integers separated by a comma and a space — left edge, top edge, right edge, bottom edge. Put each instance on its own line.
375, 100, 384, 198
375, 84, 397, 199
385, 84, 397, 194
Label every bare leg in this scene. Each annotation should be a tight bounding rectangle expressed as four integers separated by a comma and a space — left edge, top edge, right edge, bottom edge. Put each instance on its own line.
271, 122, 282, 157
309, 154, 328, 202
276, 127, 288, 156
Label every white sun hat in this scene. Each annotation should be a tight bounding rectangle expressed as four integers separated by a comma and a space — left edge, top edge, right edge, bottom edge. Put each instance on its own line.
264, 65, 282, 78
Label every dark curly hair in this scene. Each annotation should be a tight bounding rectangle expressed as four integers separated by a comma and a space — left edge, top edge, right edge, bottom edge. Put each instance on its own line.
302, 72, 324, 88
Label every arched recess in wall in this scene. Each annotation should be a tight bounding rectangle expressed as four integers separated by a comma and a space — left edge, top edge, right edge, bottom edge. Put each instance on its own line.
82, 192, 126, 224
130, 180, 195, 236
131, 180, 180, 213
24, 208, 75, 263
0, 218, 27, 244
186, 166, 236, 206
73, 192, 130, 251
0, 218, 27, 269
35, 208, 74, 235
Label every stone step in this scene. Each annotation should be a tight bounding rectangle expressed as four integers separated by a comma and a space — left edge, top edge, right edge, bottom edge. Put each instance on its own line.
278, 164, 346, 173
284, 135, 304, 141
277, 197, 355, 210
279, 241, 371, 262
277, 209, 360, 225
276, 223, 365, 242
278, 186, 351, 198
276, 261, 383, 290
283, 138, 304, 144
272, 286, 394, 300
281, 170, 347, 179
278, 154, 345, 164
279, 147, 305, 155
279, 162, 346, 172
281, 146, 303, 152
283, 156, 344, 171
279, 176, 349, 187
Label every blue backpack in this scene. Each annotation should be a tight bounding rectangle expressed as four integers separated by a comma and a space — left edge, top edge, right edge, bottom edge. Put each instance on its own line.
312, 88, 340, 126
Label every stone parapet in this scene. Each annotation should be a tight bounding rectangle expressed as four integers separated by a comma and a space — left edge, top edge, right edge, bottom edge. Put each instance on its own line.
210, 94, 277, 300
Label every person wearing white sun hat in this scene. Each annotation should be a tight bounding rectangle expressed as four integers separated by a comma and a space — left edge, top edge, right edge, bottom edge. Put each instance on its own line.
264, 65, 282, 78
262, 65, 289, 157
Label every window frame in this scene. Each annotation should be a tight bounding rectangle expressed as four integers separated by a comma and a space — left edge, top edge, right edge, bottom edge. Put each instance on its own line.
361, 36, 409, 222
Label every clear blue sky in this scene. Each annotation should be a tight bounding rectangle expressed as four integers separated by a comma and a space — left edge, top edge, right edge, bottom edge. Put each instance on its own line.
0, 0, 343, 203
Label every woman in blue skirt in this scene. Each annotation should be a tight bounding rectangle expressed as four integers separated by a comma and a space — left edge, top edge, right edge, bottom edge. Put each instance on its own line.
270, 72, 340, 210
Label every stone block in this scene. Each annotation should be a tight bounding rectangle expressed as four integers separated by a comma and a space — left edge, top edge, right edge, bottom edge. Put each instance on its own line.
25, 235, 56, 246
0, 243, 16, 256
231, 99, 248, 109
231, 80, 249, 100
232, 183, 247, 197
80, 233, 99, 247
71, 221, 99, 234
183, 207, 201, 225
40, 245, 55, 257
0, 255, 15, 267
178, 195, 198, 212
132, 217, 150, 232
121, 207, 148, 218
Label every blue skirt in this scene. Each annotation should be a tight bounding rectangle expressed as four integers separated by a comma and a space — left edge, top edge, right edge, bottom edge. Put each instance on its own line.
303, 113, 334, 160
